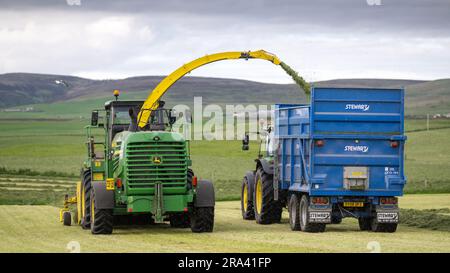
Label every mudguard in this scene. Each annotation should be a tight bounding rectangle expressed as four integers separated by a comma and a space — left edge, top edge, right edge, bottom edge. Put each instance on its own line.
91, 181, 114, 209
256, 158, 274, 175
244, 171, 255, 202
194, 179, 215, 207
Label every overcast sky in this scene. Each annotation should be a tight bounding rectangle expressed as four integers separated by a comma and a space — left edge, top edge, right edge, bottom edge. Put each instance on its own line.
0, 0, 449, 83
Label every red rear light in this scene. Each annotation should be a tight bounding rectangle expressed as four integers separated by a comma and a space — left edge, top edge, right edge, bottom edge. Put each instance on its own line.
390, 141, 399, 148
315, 140, 324, 147
116, 178, 122, 188
311, 197, 329, 205
380, 197, 398, 205
192, 176, 198, 187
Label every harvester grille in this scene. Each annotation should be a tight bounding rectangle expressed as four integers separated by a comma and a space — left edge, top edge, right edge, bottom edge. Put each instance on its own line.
125, 141, 187, 189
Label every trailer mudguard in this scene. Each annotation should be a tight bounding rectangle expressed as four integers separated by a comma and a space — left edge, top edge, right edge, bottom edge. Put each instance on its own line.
244, 171, 256, 202
91, 181, 114, 209
194, 180, 215, 207
256, 158, 274, 175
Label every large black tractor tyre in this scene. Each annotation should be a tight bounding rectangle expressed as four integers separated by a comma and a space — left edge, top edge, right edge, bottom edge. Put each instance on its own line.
299, 195, 326, 233
170, 213, 190, 228
358, 218, 372, 231
190, 207, 214, 233
253, 168, 282, 224
80, 170, 92, 229
90, 189, 113, 234
288, 194, 301, 231
241, 175, 255, 220
370, 218, 398, 233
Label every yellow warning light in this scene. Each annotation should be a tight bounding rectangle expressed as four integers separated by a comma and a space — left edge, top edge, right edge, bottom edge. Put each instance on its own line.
113, 89, 120, 100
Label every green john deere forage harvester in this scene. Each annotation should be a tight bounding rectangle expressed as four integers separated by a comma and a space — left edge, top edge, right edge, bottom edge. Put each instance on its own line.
60, 92, 215, 234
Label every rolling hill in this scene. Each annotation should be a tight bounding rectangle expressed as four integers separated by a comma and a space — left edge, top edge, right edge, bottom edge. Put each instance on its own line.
0, 73, 449, 117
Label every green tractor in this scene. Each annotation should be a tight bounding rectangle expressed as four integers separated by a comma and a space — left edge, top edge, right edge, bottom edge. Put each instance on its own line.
60, 92, 215, 234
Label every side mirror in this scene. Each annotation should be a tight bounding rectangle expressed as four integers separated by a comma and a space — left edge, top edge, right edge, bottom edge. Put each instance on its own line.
168, 109, 177, 125
91, 111, 99, 126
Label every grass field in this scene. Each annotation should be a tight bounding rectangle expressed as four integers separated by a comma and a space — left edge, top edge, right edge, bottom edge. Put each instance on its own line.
0, 194, 449, 253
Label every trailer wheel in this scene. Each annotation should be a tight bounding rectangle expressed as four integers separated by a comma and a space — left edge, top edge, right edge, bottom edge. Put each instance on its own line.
190, 207, 214, 233
253, 168, 282, 224
90, 189, 113, 234
80, 170, 91, 229
241, 176, 255, 220
288, 194, 301, 231
358, 218, 372, 231
371, 218, 397, 233
170, 213, 190, 228
299, 195, 326, 233
63, 211, 71, 226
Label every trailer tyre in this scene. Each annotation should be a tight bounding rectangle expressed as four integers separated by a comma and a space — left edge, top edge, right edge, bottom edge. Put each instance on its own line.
90, 189, 113, 234
253, 168, 282, 224
170, 213, 190, 228
241, 176, 255, 220
371, 218, 397, 233
358, 218, 372, 231
80, 170, 91, 229
299, 195, 326, 233
190, 207, 214, 233
288, 194, 301, 231
63, 211, 71, 226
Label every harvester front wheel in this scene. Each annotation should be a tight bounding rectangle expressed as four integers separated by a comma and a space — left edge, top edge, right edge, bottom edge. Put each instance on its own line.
253, 168, 282, 224
190, 207, 214, 233
299, 195, 326, 233
241, 176, 255, 220
90, 190, 113, 234
80, 170, 91, 229
288, 194, 301, 231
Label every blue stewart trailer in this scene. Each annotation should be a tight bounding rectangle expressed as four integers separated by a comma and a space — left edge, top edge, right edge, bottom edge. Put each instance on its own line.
240, 87, 406, 233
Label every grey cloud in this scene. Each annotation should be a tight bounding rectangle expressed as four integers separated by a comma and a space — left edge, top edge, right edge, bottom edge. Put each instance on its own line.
1, 0, 449, 36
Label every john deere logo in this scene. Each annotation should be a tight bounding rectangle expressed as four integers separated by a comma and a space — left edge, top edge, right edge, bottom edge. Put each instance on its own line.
152, 156, 162, 164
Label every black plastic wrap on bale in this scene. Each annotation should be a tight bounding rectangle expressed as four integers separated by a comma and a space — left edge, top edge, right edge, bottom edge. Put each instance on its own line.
280, 62, 311, 98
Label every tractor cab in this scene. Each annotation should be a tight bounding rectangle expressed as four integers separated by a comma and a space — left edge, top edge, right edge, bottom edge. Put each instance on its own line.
104, 100, 143, 143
